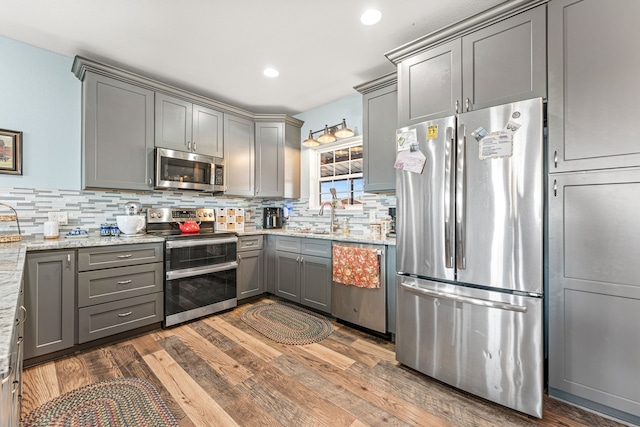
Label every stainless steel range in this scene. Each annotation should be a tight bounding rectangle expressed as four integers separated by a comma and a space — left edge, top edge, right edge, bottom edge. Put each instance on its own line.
147, 207, 238, 327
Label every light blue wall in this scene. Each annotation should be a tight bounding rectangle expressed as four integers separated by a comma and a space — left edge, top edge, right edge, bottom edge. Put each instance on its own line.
294, 92, 362, 199
0, 36, 81, 191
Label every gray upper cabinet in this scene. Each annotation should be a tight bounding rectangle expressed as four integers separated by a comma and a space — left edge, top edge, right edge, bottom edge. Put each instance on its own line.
82, 72, 155, 191
224, 113, 255, 196
548, 0, 640, 173
398, 39, 461, 126
394, 4, 546, 127
355, 74, 398, 193
24, 251, 75, 360
155, 93, 223, 158
254, 116, 302, 198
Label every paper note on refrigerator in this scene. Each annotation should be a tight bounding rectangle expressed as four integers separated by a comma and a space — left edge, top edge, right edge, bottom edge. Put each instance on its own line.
396, 129, 417, 152
394, 148, 426, 173
479, 131, 513, 160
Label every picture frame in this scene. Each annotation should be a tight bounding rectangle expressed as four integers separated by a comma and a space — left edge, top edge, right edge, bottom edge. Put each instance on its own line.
0, 129, 22, 175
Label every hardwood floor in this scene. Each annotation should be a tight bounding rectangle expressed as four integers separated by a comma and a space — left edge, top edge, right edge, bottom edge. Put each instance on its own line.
22, 297, 624, 427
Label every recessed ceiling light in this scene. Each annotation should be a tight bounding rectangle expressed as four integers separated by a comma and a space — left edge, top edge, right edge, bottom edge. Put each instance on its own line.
361, 9, 382, 26
263, 68, 279, 78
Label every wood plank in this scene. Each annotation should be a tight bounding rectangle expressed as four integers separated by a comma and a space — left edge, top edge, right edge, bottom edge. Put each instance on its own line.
202, 316, 282, 361
223, 395, 282, 426
299, 342, 356, 370
350, 338, 397, 364
319, 336, 381, 368
81, 346, 123, 382
143, 348, 240, 427
54, 355, 91, 394
173, 323, 253, 385
188, 318, 237, 352
126, 331, 164, 356
21, 362, 60, 416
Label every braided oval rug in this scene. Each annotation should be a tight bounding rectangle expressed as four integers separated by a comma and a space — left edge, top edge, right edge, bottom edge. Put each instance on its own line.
241, 302, 333, 345
21, 377, 178, 427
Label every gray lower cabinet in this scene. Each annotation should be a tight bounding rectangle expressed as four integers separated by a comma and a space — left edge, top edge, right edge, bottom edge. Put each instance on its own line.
24, 251, 75, 360
0, 278, 25, 427
224, 113, 255, 196
80, 71, 155, 191
273, 236, 331, 313
548, 0, 640, 172
155, 92, 224, 157
237, 235, 264, 300
548, 168, 640, 424
395, 4, 546, 126
355, 73, 398, 193
77, 243, 163, 344
254, 117, 302, 198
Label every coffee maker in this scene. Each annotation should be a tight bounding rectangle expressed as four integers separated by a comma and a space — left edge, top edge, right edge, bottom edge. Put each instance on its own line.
263, 207, 285, 229
388, 207, 396, 236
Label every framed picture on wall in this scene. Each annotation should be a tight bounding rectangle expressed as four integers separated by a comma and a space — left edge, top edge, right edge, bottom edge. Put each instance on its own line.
0, 129, 22, 175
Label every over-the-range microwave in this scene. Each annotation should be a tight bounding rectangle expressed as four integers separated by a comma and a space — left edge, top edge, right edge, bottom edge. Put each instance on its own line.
155, 148, 224, 192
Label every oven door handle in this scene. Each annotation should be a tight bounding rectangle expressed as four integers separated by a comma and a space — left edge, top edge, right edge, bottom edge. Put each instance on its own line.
166, 236, 238, 249
166, 261, 238, 281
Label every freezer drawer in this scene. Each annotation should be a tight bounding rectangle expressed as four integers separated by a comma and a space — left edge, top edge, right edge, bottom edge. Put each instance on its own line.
396, 275, 543, 418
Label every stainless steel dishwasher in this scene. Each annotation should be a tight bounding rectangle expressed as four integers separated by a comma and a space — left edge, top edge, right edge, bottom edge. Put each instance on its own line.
331, 241, 386, 333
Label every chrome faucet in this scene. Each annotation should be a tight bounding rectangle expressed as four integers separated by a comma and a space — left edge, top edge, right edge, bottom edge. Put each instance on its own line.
318, 188, 344, 233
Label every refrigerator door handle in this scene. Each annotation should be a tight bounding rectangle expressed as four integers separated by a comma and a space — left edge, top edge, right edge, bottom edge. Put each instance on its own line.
399, 281, 528, 313
456, 124, 467, 270
444, 126, 455, 268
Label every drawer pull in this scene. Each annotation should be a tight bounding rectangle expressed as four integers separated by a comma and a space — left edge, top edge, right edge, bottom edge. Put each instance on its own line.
116, 254, 133, 259
16, 306, 27, 326
12, 380, 19, 394
117, 280, 132, 285
16, 337, 23, 346
118, 311, 133, 318
1, 366, 13, 383
245, 242, 255, 246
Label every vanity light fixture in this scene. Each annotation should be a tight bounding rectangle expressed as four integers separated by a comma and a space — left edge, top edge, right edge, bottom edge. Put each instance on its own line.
302, 119, 355, 147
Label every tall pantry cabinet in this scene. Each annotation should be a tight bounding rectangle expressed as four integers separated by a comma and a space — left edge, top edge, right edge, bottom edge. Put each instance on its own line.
547, 0, 640, 424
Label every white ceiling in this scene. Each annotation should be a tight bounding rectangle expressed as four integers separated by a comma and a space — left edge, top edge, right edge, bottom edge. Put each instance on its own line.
0, 0, 506, 115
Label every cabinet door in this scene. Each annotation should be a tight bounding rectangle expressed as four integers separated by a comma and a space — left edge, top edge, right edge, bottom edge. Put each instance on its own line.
548, 169, 640, 419
300, 255, 331, 314
363, 82, 398, 192
274, 251, 300, 303
462, 6, 546, 112
398, 39, 461, 127
237, 249, 264, 300
24, 251, 75, 359
83, 73, 154, 191
193, 104, 223, 157
548, 0, 640, 172
255, 122, 284, 197
155, 93, 192, 152
224, 114, 255, 196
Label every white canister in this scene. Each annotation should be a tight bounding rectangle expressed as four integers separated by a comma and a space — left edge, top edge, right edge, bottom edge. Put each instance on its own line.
43, 221, 59, 239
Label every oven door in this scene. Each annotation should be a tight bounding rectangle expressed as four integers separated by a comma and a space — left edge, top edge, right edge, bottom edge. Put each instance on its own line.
164, 237, 237, 326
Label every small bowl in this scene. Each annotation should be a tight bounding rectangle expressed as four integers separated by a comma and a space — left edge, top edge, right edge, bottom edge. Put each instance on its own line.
116, 215, 145, 235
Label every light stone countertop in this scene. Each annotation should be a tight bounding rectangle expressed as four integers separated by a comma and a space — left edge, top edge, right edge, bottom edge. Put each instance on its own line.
0, 229, 394, 375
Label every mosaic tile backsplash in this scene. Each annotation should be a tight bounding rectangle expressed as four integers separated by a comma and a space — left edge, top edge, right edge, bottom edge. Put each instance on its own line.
0, 187, 396, 237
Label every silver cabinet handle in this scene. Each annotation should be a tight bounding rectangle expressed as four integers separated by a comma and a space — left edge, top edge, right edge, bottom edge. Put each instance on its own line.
400, 282, 527, 313
465, 97, 470, 112
116, 280, 132, 285
116, 254, 132, 259
187, 141, 191, 151
16, 306, 26, 326
554, 150, 558, 169
149, 178, 153, 186
455, 100, 459, 114
237, 255, 242, 264
67, 254, 71, 268
118, 311, 133, 317
300, 257, 304, 263
16, 337, 23, 345
296, 256, 300, 263
245, 242, 255, 246
553, 179, 558, 197
193, 142, 197, 151
12, 380, 19, 394
1, 366, 13, 384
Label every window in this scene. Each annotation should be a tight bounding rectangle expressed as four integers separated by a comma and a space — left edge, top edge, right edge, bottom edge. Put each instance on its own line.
318, 142, 363, 207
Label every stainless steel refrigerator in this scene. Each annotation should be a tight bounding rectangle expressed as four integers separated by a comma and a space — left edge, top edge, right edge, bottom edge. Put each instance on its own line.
395, 97, 544, 418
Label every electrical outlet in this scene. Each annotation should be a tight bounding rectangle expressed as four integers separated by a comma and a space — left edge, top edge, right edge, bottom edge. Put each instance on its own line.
48, 212, 68, 225
369, 211, 376, 223
245, 212, 250, 221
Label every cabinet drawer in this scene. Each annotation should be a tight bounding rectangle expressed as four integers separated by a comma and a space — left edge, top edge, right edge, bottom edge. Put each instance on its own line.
78, 243, 163, 271
301, 238, 331, 258
275, 236, 301, 253
238, 235, 263, 251
78, 292, 163, 343
78, 263, 163, 307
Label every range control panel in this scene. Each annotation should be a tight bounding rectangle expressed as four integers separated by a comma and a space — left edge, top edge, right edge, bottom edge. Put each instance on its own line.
147, 207, 216, 223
